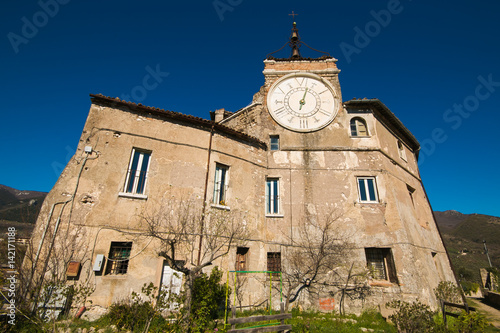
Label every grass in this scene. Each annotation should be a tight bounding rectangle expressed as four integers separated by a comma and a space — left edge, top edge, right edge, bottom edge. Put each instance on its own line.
228, 308, 396, 333
466, 298, 500, 332
5, 303, 498, 332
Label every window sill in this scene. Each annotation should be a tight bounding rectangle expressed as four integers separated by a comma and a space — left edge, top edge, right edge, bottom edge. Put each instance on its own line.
368, 279, 398, 288
118, 192, 148, 200
266, 276, 282, 282
350, 135, 371, 138
211, 204, 230, 211
266, 214, 284, 218
355, 201, 386, 206
101, 274, 129, 279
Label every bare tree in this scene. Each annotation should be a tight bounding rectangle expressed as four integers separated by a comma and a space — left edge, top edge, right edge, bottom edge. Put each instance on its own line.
140, 195, 246, 321
18, 218, 94, 324
278, 210, 369, 312
233, 275, 248, 309
334, 262, 371, 315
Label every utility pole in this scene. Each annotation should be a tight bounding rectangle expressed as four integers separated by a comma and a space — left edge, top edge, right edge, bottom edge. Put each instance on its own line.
483, 240, 493, 268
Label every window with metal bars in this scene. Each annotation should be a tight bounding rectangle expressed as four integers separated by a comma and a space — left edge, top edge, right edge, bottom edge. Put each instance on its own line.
105, 242, 132, 275
365, 248, 398, 283
267, 252, 281, 276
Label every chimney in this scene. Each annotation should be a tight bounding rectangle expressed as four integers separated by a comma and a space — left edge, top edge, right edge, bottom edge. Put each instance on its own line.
214, 108, 225, 122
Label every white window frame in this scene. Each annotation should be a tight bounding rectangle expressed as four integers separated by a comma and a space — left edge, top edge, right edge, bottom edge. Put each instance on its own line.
266, 178, 280, 215
120, 148, 151, 199
213, 163, 229, 206
357, 176, 379, 203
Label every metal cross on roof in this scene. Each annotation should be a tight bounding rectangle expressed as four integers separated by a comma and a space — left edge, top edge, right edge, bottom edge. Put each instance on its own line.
289, 11, 298, 19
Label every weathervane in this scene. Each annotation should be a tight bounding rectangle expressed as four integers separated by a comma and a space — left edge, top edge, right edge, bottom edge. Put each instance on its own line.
266, 13, 331, 60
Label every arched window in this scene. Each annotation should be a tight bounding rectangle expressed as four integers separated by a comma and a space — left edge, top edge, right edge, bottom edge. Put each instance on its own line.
350, 117, 368, 137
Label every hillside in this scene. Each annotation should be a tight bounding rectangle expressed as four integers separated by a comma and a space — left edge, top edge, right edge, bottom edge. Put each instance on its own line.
0, 184, 47, 224
435, 210, 500, 284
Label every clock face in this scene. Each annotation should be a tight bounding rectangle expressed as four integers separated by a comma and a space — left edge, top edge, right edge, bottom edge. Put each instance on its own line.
267, 73, 339, 132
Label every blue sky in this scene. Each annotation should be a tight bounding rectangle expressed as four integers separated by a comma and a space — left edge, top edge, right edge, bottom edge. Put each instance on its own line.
1, 1, 499, 217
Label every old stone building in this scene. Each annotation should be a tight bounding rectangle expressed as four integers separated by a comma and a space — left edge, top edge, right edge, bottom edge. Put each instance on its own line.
27, 23, 457, 314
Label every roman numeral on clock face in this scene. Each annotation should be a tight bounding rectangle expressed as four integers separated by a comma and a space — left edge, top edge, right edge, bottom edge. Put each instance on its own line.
300, 118, 308, 129
295, 77, 306, 86
274, 107, 287, 118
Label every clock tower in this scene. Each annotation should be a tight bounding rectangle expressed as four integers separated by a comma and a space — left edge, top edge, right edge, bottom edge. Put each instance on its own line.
263, 22, 343, 133
220, 22, 344, 140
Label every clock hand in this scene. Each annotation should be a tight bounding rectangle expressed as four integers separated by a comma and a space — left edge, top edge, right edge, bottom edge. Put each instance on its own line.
299, 88, 308, 110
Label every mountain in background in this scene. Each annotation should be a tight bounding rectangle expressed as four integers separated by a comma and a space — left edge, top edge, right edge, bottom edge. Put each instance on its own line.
0, 184, 47, 225
434, 210, 500, 284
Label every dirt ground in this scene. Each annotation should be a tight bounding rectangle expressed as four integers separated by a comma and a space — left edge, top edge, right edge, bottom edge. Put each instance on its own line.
467, 297, 500, 330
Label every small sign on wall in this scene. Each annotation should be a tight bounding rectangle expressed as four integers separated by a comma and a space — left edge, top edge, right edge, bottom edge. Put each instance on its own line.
66, 261, 81, 277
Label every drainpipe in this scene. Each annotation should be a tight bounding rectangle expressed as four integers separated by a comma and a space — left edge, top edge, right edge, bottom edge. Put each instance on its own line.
197, 123, 215, 266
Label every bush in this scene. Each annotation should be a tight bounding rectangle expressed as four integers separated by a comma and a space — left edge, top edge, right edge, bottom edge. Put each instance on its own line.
104, 283, 175, 332
461, 281, 480, 296
386, 299, 435, 333
386, 298, 490, 333
190, 266, 229, 332
107, 298, 155, 331
456, 310, 487, 333
434, 281, 462, 304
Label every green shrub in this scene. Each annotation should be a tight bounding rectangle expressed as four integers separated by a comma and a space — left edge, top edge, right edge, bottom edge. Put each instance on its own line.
386, 299, 435, 333
456, 310, 487, 333
103, 282, 176, 332
106, 298, 155, 331
461, 281, 480, 296
434, 281, 462, 304
191, 266, 229, 332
